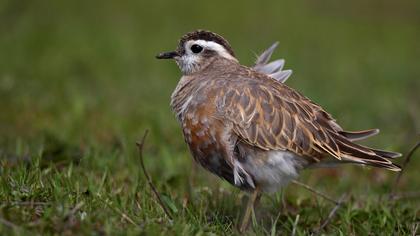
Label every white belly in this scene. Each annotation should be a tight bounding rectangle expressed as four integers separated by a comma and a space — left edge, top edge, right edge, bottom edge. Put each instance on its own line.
241, 150, 308, 193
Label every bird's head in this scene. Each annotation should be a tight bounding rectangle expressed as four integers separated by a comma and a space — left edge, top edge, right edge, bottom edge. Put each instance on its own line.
156, 30, 238, 75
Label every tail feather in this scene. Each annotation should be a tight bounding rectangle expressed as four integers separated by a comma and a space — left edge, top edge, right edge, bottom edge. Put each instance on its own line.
365, 161, 402, 171
339, 129, 379, 141
370, 148, 402, 159
328, 132, 401, 171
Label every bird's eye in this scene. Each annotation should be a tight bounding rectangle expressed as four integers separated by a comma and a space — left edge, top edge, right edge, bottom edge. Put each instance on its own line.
190, 44, 203, 54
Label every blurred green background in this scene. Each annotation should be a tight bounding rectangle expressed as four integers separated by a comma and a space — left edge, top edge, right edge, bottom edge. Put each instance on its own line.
0, 0, 419, 234
1, 0, 419, 146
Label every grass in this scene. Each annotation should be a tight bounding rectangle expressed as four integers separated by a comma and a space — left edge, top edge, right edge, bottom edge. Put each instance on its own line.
1, 0, 419, 235
0, 136, 419, 235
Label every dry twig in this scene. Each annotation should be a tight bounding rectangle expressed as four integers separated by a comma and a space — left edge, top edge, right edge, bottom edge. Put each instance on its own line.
411, 222, 419, 236
312, 194, 347, 235
389, 140, 420, 200
99, 197, 139, 227
63, 201, 85, 221
136, 130, 173, 220
389, 191, 420, 201
0, 201, 51, 206
292, 180, 339, 205
0, 217, 19, 229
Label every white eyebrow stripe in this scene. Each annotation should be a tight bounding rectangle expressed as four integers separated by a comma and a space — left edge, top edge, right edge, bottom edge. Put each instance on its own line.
186, 40, 237, 61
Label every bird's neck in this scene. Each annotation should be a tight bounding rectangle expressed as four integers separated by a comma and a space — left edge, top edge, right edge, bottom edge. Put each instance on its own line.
170, 75, 197, 121
171, 57, 241, 121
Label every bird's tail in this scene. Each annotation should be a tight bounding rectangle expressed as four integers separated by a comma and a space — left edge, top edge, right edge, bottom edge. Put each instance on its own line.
329, 131, 402, 171
338, 128, 379, 142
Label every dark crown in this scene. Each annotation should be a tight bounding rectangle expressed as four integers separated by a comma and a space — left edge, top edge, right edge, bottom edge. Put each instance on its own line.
178, 30, 235, 57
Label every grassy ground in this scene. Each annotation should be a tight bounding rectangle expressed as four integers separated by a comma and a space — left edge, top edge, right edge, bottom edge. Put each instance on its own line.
0, 0, 419, 235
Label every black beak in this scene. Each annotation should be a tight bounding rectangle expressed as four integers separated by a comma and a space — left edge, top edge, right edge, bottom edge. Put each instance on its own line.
156, 51, 179, 59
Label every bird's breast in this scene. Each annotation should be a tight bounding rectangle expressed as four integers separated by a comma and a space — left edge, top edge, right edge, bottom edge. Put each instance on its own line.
180, 103, 229, 173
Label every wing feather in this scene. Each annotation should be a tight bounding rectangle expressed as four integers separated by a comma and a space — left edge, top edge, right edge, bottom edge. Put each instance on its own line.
217, 77, 340, 161
212, 70, 400, 170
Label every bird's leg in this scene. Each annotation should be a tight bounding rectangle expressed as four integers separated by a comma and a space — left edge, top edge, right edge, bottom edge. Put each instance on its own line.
184, 161, 198, 207
239, 186, 261, 232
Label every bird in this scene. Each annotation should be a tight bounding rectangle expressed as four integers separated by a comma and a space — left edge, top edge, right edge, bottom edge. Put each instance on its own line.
156, 30, 401, 232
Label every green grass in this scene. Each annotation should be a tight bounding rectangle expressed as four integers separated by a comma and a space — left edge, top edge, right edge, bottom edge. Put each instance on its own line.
0, 0, 419, 235
0, 140, 419, 235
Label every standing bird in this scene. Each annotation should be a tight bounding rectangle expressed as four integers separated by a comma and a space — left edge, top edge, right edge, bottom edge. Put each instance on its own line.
156, 30, 401, 231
